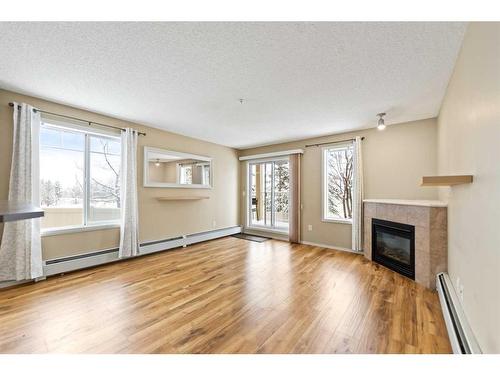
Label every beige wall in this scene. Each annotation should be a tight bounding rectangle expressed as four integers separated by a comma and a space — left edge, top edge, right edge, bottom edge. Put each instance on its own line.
0, 89, 240, 260
148, 161, 168, 183
239, 118, 439, 249
437, 22, 500, 353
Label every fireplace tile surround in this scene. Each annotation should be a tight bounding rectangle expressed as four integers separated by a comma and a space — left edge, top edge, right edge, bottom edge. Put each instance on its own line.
363, 199, 447, 289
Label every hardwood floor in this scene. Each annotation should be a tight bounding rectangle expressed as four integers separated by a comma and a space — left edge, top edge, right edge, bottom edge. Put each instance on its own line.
0, 237, 451, 354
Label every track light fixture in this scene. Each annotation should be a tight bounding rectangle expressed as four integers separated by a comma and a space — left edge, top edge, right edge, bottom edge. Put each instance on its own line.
377, 113, 386, 131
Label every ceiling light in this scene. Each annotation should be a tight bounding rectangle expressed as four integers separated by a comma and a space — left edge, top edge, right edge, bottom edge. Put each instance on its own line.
377, 113, 386, 130
155, 159, 160, 167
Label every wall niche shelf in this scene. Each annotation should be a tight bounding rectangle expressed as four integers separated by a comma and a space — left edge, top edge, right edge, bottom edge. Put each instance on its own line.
421, 175, 473, 187
156, 196, 210, 201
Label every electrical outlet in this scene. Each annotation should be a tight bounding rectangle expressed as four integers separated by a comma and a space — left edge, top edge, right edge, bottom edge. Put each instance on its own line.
308, 224, 313, 231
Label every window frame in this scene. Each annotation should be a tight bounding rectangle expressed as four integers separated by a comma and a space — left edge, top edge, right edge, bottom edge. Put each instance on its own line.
200, 163, 211, 186
39, 115, 122, 236
321, 143, 354, 225
245, 156, 290, 234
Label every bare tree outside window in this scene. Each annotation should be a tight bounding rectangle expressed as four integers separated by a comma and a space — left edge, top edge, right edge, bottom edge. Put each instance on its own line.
90, 138, 121, 209
40, 179, 63, 207
68, 176, 83, 204
325, 145, 354, 220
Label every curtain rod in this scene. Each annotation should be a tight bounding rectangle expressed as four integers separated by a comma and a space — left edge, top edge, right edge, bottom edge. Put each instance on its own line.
8, 102, 146, 136
305, 136, 365, 148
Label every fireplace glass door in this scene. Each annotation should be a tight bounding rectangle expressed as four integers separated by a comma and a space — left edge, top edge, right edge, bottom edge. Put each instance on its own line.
372, 218, 415, 279
376, 231, 411, 265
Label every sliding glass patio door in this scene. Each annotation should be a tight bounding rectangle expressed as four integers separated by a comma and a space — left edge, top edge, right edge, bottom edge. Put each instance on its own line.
248, 158, 289, 232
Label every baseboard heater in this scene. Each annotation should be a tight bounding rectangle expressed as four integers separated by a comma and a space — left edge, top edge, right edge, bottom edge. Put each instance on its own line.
43, 226, 241, 277
436, 272, 482, 354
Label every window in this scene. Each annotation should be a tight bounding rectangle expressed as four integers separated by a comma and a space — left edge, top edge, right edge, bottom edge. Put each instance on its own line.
39, 119, 121, 231
179, 164, 193, 184
248, 159, 289, 232
88, 135, 121, 224
201, 163, 210, 185
322, 143, 354, 222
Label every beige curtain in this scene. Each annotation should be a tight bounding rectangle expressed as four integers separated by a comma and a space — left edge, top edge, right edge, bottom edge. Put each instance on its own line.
119, 128, 140, 258
0, 103, 43, 281
288, 153, 301, 243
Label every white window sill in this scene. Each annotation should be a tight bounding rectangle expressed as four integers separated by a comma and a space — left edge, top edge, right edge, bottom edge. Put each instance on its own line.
321, 218, 353, 225
41, 223, 120, 237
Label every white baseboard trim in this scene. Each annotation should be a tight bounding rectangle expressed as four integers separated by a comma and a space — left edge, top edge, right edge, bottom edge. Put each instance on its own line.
140, 237, 185, 255
300, 240, 362, 254
44, 248, 120, 277
41, 225, 241, 278
436, 272, 482, 354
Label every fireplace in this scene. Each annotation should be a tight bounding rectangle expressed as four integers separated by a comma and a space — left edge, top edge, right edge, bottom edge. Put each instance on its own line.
372, 218, 415, 279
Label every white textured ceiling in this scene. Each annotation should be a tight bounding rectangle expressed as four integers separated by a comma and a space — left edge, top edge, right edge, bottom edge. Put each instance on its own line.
0, 22, 466, 149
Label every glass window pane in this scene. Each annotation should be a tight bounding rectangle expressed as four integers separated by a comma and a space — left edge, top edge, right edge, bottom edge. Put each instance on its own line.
248, 160, 289, 230
62, 131, 85, 151
250, 164, 258, 224
249, 163, 268, 227
180, 165, 192, 184
88, 136, 121, 223
264, 162, 272, 226
40, 125, 84, 229
325, 145, 354, 220
90, 136, 120, 155
202, 164, 210, 185
40, 126, 62, 148
273, 160, 289, 230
